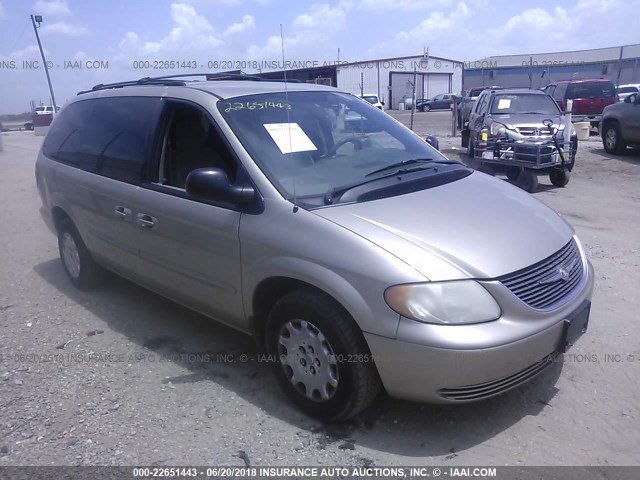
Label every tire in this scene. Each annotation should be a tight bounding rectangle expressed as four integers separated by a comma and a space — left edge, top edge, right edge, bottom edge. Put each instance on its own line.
602, 123, 626, 154
505, 166, 521, 182
517, 170, 538, 193
422, 104, 430, 112
467, 135, 475, 158
549, 168, 570, 187
266, 289, 381, 422
57, 219, 104, 289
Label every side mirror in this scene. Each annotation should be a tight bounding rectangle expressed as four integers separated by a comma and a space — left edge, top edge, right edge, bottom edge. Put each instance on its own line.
185, 168, 255, 205
425, 135, 439, 150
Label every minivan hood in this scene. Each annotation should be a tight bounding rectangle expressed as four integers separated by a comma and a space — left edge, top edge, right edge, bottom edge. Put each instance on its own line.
314, 172, 574, 280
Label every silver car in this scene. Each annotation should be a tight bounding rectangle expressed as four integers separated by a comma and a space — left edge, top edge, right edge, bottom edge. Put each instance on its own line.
36, 76, 594, 422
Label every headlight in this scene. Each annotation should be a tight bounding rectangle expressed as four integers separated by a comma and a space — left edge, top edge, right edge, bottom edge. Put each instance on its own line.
384, 281, 501, 325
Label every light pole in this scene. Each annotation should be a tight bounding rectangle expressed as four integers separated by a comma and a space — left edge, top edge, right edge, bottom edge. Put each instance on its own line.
30, 14, 58, 114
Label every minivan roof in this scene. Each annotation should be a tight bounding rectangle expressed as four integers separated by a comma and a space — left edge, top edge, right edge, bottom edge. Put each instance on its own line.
77, 75, 341, 100
552, 78, 614, 84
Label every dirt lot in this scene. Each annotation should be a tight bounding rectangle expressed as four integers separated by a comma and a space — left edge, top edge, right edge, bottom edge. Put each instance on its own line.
0, 114, 639, 467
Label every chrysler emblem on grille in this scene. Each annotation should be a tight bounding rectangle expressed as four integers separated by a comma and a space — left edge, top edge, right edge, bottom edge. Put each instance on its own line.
558, 267, 570, 281
533, 128, 541, 136
538, 259, 577, 285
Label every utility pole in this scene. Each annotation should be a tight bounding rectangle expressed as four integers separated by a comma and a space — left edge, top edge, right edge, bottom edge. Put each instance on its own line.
30, 15, 57, 114
410, 68, 417, 131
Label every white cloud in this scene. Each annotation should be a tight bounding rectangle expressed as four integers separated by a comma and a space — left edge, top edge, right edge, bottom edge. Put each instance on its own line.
40, 21, 89, 36
371, 0, 639, 61
248, 2, 352, 59
116, 3, 224, 58
224, 14, 255, 36
34, 0, 71, 16
293, 4, 348, 31
358, 0, 452, 12
370, 2, 474, 58
0, 45, 43, 61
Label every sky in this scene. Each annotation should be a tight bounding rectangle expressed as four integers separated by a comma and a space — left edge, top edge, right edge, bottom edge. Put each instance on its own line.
0, 0, 639, 114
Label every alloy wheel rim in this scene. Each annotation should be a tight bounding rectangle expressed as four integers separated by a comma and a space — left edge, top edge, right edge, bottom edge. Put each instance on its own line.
277, 319, 339, 402
61, 233, 81, 279
605, 129, 617, 150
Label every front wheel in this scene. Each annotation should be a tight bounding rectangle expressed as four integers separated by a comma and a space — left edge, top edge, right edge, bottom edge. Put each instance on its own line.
550, 168, 570, 187
467, 135, 475, 158
422, 104, 430, 112
266, 290, 381, 422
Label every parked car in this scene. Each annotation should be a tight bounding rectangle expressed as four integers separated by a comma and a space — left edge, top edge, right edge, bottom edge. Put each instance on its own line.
359, 93, 384, 110
462, 88, 578, 192
600, 91, 640, 154
36, 76, 594, 422
544, 79, 616, 127
616, 84, 640, 102
460, 86, 502, 128
416, 93, 456, 112
34, 105, 61, 115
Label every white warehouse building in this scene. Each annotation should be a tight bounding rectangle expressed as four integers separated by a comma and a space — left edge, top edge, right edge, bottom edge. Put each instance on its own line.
260, 54, 464, 110
336, 55, 463, 109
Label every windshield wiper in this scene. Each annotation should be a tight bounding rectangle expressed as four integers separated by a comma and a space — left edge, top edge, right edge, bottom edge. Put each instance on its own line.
365, 158, 459, 177
324, 159, 459, 205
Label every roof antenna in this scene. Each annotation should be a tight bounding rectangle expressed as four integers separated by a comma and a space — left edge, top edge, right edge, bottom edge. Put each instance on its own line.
280, 24, 298, 213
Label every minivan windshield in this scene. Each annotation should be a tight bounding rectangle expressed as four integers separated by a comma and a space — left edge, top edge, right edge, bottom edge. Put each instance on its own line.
490, 93, 560, 115
219, 91, 463, 206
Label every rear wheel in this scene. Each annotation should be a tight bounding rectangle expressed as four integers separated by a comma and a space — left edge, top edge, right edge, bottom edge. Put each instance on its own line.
57, 219, 104, 289
266, 289, 381, 422
603, 123, 626, 154
505, 166, 521, 181
517, 170, 538, 193
550, 168, 570, 187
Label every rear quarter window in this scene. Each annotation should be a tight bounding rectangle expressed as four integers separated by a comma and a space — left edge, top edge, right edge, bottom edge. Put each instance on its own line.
42, 97, 162, 184
566, 82, 616, 99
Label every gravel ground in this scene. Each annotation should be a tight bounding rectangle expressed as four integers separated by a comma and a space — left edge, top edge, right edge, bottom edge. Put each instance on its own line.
0, 116, 639, 467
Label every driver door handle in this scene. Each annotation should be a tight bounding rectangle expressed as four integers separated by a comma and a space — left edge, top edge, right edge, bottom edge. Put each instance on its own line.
137, 213, 158, 229
114, 205, 131, 220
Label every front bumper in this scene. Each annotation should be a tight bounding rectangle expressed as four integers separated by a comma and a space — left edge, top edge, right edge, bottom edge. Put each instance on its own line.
365, 260, 594, 404
572, 114, 602, 124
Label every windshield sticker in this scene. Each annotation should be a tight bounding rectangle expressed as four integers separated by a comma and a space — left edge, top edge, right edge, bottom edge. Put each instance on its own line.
263, 123, 318, 154
497, 99, 511, 110
224, 101, 292, 112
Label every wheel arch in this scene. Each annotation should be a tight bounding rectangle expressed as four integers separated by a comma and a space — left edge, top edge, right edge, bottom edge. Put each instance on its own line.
51, 206, 73, 234
247, 261, 387, 349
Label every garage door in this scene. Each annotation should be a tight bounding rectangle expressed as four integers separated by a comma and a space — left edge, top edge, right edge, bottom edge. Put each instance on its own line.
390, 72, 452, 109
390, 73, 424, 109
423, 74, 451, 98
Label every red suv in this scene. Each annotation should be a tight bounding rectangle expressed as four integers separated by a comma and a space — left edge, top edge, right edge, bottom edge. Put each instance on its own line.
545, 79, 616, 127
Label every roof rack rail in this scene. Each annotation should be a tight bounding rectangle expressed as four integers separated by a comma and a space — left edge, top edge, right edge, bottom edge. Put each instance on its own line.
152, 72, 302, 83
77, 77, 186, 95
77, 72, 303, 95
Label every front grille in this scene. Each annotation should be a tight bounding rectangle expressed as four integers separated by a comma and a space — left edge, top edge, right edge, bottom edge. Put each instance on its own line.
499, 239, 583, 309
515, 126, 552, 137
438, 353, 557, 401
